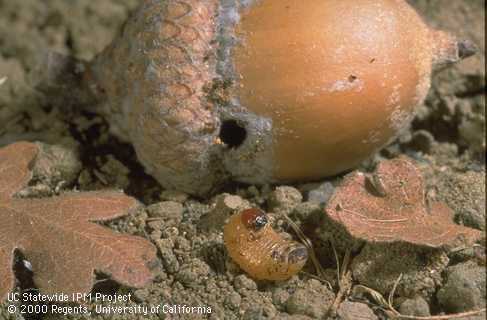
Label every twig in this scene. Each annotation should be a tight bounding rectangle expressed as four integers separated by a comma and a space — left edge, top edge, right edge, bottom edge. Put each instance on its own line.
281, 213, 329, 288
331, 239, 341, 286
394, 309, 486, 320
388, 273, 403, 316
341, 247, 351, 280
353, 285, 390, 309
327, 246, 353, 317
329, 270, 352, 317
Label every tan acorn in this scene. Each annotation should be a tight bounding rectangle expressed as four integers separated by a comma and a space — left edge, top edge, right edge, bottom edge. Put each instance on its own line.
36, 0, 476, 196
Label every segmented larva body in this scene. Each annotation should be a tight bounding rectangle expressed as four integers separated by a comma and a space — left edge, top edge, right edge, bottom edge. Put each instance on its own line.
223, 208, 308, 280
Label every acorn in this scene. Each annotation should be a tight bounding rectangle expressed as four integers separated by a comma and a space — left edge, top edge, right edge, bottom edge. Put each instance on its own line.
37, 0, 476, 195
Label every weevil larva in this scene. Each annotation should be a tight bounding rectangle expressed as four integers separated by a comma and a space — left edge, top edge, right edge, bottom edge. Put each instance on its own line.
223, 208, 308, 280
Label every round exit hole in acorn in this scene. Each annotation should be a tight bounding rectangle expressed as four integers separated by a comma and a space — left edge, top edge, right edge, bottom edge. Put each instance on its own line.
219, 120, 247, 149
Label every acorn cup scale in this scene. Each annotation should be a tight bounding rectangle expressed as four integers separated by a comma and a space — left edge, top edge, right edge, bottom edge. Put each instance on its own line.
35, 0, 476, 196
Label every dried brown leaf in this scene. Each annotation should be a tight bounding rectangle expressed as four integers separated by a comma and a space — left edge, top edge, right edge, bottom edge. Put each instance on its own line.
0, 142, 157, 301
325, 156, 483, 248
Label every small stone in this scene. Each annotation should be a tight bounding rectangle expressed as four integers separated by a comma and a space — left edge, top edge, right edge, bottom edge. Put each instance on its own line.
214, 194, 249, 213
33, 142, 82, 187
146, 201, 184, 226
77, 169, 93, 187
272, 288, 290, 307
149, 230, 162, 241
269, 186, 303, 212
285, 279, 335, 318
459, 116, 485, 155
161, 226, 179, 238
217, 280, 229, 288
199, 194, 250, 232
155, 239, 179, 274
200, 240, 227, 274
159, 248, 179, 274
16, 183, 53, 198
233, 274, 257, 292
174, 236, 191, 251
307, 182, 335, 204
156, 238, 174, 249
438, 170, 486, 231
398, 296, 431, 317
176, 259, 210, 287
437, 261, 486, 312
405, 130, 435, 154
224, 292, 241, 309
292, 201, 322, 222
337, 301, 378, 320
242, 305, 277, 320
147, 220, 164, 231
98, 155, 130, 189
133, 289, 150, 302
160, 189, 188, 203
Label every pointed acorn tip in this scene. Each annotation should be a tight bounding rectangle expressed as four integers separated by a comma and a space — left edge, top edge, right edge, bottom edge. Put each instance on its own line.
458, 39, 478, 59
431, 30, 478, 67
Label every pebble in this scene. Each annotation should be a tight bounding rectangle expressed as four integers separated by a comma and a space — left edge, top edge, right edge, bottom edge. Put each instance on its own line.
337, 301, 378, 320
272, 288, 290, 307
233, 274, 258, 292
269, 186, 303, 212
199, 194, 250, 232
307, 182, 335, 204
98, 155, 130, 189
291, 201, 322, 222
155, 239, 179, 274
176, 259, 211, 287
132, 289, 150, 302
459, 114, 485, 154
33, 142, 81, 187
146, 201, 183, 225
159, 189, 189, 203
404, 130, 435, 154
285, 279, 335, 318
225, 292, 242, 309
242, 305, 277, 320
437, 261, 486, 312
439, 170, 486, 231
213, 194, 249, 213
174, 236, 191, 251
398, 296, 431, 317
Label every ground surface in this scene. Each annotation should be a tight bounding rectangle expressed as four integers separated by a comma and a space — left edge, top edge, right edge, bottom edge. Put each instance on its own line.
0, 0, 485, 319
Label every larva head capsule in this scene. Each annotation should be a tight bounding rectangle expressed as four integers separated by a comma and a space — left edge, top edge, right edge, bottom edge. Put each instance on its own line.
224, 208, 308, 281
86, 0, 475, 195
241, 208, 268, 231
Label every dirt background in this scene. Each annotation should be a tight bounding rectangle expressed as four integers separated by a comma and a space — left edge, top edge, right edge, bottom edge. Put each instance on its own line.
0, 0, 485, 319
